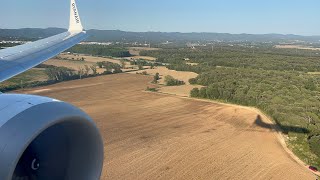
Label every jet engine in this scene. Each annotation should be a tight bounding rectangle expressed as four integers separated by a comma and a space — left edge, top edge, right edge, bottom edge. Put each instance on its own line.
0, 94, 103, 180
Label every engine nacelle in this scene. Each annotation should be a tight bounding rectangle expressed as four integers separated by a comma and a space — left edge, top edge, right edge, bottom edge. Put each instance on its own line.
0, 94, 103, 180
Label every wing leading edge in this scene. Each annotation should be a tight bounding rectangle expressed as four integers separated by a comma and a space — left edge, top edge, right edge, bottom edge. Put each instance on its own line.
0, 0, 87, 83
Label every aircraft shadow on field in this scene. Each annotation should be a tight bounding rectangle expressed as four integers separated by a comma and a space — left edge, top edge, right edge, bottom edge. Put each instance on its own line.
254, 115, 309, 134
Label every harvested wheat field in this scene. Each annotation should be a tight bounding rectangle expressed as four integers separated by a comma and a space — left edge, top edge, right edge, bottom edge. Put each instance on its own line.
44, 59, 95, 69
21, 73, 315, 180
129, 66, 198, 85
131, 56, 157, 61
59, 54, 122, 64
158, 84, 203, 97
131, 66, 203, 97
275, 45, 320, 51
128, 47, 160, 56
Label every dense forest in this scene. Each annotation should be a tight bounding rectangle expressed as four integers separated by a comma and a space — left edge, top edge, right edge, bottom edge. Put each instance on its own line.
68, 45, 131, 57
141, 46, 320, 72
142, 45, 320, 168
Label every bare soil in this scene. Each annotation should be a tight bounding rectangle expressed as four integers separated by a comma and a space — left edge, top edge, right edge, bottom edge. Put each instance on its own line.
160, 84, 203, 97
128, 47, 160, 56
59, 54, 122, 64
132, 56, 157, 61
275, 45, 320, 51
129, 67, 198, 85
21, 74, 315, 180
130, 66, 202, 97
44, 59, 95, 69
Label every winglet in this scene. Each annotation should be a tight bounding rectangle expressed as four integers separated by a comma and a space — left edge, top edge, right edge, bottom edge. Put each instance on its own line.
68, 0, 84, 32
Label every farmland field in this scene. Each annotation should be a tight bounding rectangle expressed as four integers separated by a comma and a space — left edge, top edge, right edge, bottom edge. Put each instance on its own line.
20, 73, 315, 180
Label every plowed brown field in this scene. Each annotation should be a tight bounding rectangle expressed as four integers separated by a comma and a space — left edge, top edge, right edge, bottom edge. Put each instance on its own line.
22, 73, 315, 180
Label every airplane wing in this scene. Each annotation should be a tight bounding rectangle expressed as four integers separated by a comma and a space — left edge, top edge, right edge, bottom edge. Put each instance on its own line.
0, 1, 104, 179
0, 0, 87, 83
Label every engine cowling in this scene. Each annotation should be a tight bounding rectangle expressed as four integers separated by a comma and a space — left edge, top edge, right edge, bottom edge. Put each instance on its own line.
0, 94, 103, 180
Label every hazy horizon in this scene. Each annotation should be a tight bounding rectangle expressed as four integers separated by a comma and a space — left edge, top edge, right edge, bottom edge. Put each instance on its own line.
2, 27, 320, 37
1, 0, 320, 36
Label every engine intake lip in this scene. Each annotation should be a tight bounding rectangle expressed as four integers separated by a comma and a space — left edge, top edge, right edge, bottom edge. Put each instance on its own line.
0, 100, 103, 180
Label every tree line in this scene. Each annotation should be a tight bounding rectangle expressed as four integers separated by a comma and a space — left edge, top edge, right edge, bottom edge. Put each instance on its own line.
141, 46, 320, 72
67, 45, 132, 57
0, 61, 124, 92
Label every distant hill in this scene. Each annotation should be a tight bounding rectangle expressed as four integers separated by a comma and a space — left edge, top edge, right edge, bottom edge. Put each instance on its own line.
1, 28, 320, 43
0, 28, 66, 41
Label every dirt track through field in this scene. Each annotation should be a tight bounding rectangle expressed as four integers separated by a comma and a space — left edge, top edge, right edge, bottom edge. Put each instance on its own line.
23, 74, 315, 180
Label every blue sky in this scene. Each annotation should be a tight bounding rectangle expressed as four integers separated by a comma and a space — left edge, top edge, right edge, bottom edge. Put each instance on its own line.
1, 0, 320, 35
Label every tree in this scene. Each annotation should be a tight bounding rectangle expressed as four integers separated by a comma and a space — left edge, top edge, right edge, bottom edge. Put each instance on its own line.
77, 67, 85, 79
103, 62, 113, 72
97, 62, 104, 68
152, 73, 160, 84
90, 65, 97, 75
199, 87, 207, 98
113, 64, 122, 73
164, 75, 185, 86
153, 73, 160, 84
189, 78, 197, 85
103, 61, 122, 74
45, 67, 75, 81
121, 60, 126, 69
305, 79, 316, 91
84, 65, 90, 76
190, 88, 200, 97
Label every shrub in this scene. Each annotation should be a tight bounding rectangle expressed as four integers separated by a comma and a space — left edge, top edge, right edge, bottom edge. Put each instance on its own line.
146, 86, 158, 92
164, 75, 185, 86
190, 88, 200, 97
152, 73, 160, 83
189, 78, 197, 85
